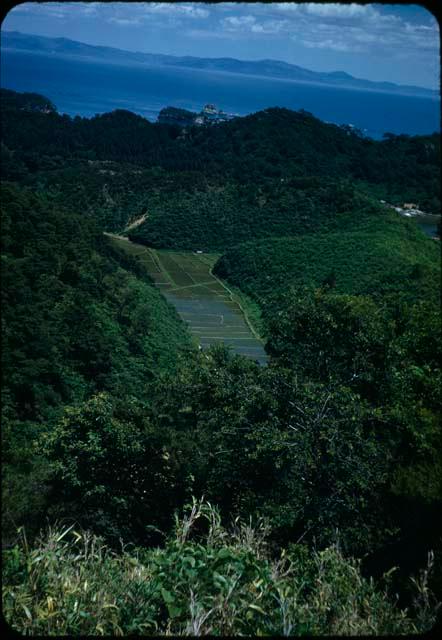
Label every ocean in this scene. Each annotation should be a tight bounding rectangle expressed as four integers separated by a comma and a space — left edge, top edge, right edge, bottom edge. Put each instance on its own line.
1, 49, 440, 139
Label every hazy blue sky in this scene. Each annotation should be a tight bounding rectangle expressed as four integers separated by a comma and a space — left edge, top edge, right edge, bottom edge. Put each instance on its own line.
2, 2, 440, 89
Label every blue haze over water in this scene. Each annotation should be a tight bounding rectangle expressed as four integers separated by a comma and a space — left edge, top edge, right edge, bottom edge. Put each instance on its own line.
1, 50, 440, 139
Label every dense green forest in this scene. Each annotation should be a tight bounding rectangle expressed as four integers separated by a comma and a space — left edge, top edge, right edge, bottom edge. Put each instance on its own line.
129, 178, 392, 250
214, 221, 440, 304
1, 88, 440, 235
2, 89, 441, 634
1, 181, 194, 543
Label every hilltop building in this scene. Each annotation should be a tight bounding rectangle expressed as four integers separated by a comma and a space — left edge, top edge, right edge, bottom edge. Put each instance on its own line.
202, 104, 217, 116
158, 104, 237, 127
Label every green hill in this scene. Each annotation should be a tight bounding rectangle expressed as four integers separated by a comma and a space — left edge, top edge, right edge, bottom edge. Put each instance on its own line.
1, 90, 440, 231
180, 107, 440, 211
214, 218, 440, 307
129, 178, 394, 251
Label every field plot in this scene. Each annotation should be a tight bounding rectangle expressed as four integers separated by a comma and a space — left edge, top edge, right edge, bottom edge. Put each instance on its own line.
107, 237, 268, 364
156, 251, 268, 365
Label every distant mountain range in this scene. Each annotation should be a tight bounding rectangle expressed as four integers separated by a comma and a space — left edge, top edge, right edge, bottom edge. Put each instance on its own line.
2, 30, 439, 99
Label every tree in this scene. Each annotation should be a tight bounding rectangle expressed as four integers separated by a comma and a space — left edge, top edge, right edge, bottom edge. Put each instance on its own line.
42, 393, 186, 544
266, 287, 392, 400
149, 348, 392, 554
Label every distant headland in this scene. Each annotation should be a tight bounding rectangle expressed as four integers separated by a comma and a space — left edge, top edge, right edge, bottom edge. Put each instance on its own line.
2, 30, 438, 99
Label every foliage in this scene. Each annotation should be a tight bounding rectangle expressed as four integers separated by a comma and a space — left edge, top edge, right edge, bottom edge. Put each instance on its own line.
40, 392, 189, 545
129, 177, 392, 251
3, 501, 439, 636
2, 89, 441, 624
214, 220, 440, 306
1, 90, 440, 243
0, 88, 56, 113
1, 182, 193, 543
144, 347, 395, 554
266, 288, 393, 398
1, 182, 192, 419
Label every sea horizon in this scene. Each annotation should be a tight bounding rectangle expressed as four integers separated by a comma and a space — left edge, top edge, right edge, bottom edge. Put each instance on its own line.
1, 48, 440, 139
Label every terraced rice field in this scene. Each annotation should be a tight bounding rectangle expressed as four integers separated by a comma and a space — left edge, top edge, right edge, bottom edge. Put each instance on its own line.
108, 236, 268, 365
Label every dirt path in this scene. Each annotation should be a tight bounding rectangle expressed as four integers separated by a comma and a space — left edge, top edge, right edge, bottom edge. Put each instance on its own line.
103, 231, 130, 242
208, 268, 263, 343
124, 213, 149, 233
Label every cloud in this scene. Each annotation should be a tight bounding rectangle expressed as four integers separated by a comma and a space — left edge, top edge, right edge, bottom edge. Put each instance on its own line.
302, 38, 358, 53
269, 2, 438, 57
140, 3, 209, 19
185, 27, 238, 40
32, 3, 69, 20
10, 2, 210, 24
251, 20, 289, 34
275, 2, 369, 18
221, 14, 288, 35
108, 17, 142, 27
302, 3, 374, 19
80, 4, 100, 17
9, 2, 98, 20
102, 3, 210, 29
187, 2, 438, 65
222, 16, 256, 30
274, 2, 399, 25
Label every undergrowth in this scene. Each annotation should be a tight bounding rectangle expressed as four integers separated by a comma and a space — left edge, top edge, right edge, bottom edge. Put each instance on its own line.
3, 499, 439, 635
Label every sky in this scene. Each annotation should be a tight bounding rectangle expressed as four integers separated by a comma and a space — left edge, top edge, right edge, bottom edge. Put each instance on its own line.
1, 2, 440, 89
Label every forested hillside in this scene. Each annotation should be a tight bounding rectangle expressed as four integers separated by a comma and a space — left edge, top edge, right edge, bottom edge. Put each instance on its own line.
129, 178, 391, 250
214, 220, 440, 304
1, 88, 440, 237
1, 181, 194, 543
2, 89, 441, 635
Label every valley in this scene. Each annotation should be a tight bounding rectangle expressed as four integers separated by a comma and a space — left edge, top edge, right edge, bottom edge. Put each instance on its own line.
2, 87, 441, 636
109, 235, 268, 364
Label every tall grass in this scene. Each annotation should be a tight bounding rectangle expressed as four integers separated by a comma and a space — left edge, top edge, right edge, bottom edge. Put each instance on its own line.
3, 499, 439, 635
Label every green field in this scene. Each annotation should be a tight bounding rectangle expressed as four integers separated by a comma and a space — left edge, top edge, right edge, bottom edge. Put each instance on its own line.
108, 237, 268, 364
